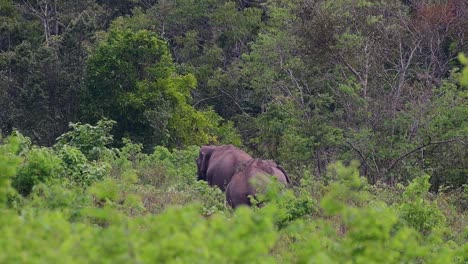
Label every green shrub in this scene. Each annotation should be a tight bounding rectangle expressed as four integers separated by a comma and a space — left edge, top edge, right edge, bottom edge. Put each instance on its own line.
321, 161, 370, 215
190, 180, 227, 216
57, 145, 110, 187
131, 203, 279, 263
397, 175, 446, 235
28, 183, 92, 221
135, 145, 199, 188
459, 53, 468, 86
1, 129, 465, 263
8, 130, 32, 156
282, 162, 464, 263
0, 135, 22, 206
55, 119, 116, 161
168, 145, 200, 185
108, 140, 141, 184
254, 179, 317, 228
89, 178, 120, 204
13, 147, 63, 196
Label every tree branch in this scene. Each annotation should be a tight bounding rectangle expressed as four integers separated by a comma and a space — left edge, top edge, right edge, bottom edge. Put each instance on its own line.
193, 95, 223, 107
345, 140, 371, 171
216, 87, 250, 116
386, 138, 460, 173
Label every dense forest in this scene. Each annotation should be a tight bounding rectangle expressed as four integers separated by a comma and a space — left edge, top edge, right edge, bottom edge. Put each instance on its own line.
0, 0, 467, 262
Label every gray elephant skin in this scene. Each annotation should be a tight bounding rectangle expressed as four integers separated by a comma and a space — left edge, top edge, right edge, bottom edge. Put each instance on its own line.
226, 158, 290, 208
196, 144, 252, 191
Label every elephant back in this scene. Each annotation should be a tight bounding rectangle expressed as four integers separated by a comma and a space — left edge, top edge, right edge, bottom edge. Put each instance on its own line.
226, 158, 289, 208
204, 144, 252, 191
235, 159, 275, 174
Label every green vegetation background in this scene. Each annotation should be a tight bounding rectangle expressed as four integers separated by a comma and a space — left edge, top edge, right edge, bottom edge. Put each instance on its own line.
1, 125, 466, 263
0, 0, 467, 262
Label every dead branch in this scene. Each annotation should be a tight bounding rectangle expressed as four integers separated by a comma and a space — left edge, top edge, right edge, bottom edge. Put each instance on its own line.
386, 138, 460, 173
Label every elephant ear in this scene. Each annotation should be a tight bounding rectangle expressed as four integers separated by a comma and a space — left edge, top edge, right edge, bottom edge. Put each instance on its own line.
276, 165, 290, 184
197, 146, 215, 181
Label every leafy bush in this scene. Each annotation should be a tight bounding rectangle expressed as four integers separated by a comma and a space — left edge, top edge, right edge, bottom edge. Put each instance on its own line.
82, 29, 237, 149
13, 147, 63, 196
1, 128, 465, 263
190, 180, 227, 216
397, 175, 446, 235
0, 135, 22, 205
0, 203, 279, 263
459, 53, 468, 86
57, 145, 110, 187
133, 204, 278, 263
28, 183, 92, 221
252, 178, 317, 228
279, 162, 465, 263
55, 119, 116, 161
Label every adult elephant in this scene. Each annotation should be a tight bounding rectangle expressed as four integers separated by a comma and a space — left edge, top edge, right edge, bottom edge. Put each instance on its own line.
226, 159, 290, 208
196, 144, 252, 191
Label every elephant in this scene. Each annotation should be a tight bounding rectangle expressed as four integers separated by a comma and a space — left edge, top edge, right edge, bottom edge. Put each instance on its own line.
226, 158, 290, 208
196, 144, 252, 191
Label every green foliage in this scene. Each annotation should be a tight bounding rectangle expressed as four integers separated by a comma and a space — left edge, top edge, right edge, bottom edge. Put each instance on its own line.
1, 0, 466, 193
398, 175, 446, 235
0, 135, 21, 206
28, 183, 92, 221
83, 29, 180, 146
0, 41, 67, 145
55, 119, 116, 161
256, 179, 317, 229
211, 2, 262, 51
191, 180, 226, 216
134, 204, 277, 263
198, 110, 243, 146
280, 162, 465, 263
83, 29, 234, 149
89, 178, 120, 204
0, 132, 466, 262
250, 100, 342, 171
1, 0, 467, 261
320, 161, 369, 215
57, 145, 110, 187
13, 147, 63, 196
0, 204, 279, 263
422, 71, 468, 190
341, 66, 468, 186
459, 53, 468, 87
0, 0, 41, 51
137, 144, 200, 188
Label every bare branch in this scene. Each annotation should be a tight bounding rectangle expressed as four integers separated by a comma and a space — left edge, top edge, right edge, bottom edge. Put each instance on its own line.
284, 68, 307, 116
386, 138, 460, 173
216, 87, 250, 117
345, 140, 371, 172
192, 95, 223, 107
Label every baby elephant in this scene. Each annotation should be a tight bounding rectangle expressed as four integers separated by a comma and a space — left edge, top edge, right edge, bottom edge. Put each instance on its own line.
226, 159, 290, 208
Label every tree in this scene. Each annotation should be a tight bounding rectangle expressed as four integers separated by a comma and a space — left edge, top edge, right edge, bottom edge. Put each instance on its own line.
289, 0, 467, 184
0, 0, 42, 52
209, 0, 344, 174
0, 41, 72, 145
82, 29, 232, 150
111, 1, 265, 118
0, 0, 113, 144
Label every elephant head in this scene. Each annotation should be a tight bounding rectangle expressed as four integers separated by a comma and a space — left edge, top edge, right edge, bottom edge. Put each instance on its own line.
196, 145, 217, 181
226, 158, 290, 208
